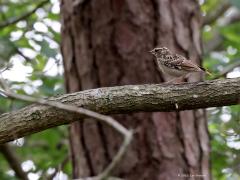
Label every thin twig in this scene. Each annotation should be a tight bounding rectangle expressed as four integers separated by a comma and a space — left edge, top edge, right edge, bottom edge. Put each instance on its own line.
16, 48, 32, 62
0, 78, 133, 180
0, 144, 29, 180
0, 63, 13, 74
0, 0, 49, 28
227, 12, 240, 24
203, 9, 240, 53
203, 1, 231, 26
213, 60, 240, 79
76, 130, 133, 180
47, 156, 69, 180
95, 130, 132, 180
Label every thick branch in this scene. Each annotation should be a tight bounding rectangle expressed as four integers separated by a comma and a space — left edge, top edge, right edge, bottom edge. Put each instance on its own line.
0, 78, 132, 180
0, 78, 240, 144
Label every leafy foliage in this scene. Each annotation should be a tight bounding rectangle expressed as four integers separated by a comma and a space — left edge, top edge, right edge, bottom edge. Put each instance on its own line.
202, 0, 240, 179
0, 0, 68, 179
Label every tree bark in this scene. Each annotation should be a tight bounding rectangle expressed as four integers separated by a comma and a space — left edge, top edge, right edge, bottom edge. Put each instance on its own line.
61, 0, 210, 179
0, 78, 239, 145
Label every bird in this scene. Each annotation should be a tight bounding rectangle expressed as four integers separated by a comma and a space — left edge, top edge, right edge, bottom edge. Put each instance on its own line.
149, 47, 211, 83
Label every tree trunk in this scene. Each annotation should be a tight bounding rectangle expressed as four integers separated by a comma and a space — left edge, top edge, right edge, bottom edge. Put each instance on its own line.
60, 0, 210, 179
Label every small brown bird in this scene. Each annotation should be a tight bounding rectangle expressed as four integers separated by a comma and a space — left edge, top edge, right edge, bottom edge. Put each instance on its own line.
150, 47, 210, 82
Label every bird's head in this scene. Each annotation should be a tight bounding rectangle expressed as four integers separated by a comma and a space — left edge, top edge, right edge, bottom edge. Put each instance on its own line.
149, 47, 171, 58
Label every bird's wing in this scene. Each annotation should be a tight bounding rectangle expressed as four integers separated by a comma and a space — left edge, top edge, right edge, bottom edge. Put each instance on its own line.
171, 54, 202, 72
164, 53, 212, 74
162, 54, 183, 70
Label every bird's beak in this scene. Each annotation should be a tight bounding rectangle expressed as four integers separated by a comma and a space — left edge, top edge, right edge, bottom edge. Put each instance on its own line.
149, 49, 154, 54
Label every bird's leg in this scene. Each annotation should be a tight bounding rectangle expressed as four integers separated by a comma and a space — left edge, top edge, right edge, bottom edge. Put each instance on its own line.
164, 75, 185, 84
164, 78, 177, 84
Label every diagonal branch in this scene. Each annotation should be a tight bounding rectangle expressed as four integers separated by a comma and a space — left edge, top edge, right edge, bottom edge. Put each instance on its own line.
0, 78, 239, 145
203, 1, 231, 26
0, 78, 133, 180
0, 0, 49, 28
203, 10, 240, 53
213, 60, 240, 79
0, 144, 28, 180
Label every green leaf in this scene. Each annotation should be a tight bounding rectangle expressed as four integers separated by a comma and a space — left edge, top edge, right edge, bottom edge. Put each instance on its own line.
0, 37, 17, 62
36, 39, 58, 58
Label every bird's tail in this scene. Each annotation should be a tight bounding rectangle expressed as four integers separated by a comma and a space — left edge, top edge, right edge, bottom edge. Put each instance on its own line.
200, 67, 212, 76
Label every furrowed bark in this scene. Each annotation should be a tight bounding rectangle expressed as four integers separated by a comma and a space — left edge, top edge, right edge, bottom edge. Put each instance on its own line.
0, 78, 239, 144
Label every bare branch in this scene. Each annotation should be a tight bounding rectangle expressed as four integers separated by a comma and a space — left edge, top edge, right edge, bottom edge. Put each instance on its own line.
220, 10, 240, 26
0, 78, 133, 180
94, 130, 133, 180
213, 60, 240, 79
204, 10, 240, 53
46, 156, 69, 180
0, 78, 239, 145
0, 144, 28, 180
203, 1, 231, 25
0, 0, 49, 28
